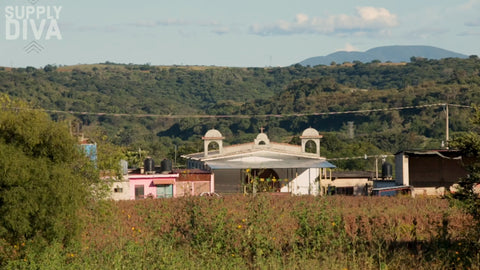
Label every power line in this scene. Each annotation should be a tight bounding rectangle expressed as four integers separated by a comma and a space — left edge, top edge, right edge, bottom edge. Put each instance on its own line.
12, 103, 473, 119
327, 154, 394, 161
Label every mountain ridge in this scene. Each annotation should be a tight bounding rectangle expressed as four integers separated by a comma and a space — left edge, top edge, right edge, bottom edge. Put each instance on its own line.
298, 45, 469, 66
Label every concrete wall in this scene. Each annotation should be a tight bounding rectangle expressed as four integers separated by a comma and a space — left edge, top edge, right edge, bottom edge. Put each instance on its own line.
320, 178, 372, 196
176, 181, 212, 196
395, 153, 409, 186
109, 180, 131, 200
408, 156, 466, 188
413, 187, 448, 196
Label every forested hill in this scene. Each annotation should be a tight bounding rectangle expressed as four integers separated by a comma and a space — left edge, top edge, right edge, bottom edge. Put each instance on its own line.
1, 57, 480, 169
1, 57, 479, 114
299, 45, 468, 66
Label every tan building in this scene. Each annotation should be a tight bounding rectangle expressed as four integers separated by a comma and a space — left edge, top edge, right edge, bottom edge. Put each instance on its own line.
324, 171, 374, 196
395, 150, 467, 196
174, 169, 215, 196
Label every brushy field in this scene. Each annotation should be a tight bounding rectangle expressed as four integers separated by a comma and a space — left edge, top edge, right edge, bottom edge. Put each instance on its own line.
2, 195, 480, 269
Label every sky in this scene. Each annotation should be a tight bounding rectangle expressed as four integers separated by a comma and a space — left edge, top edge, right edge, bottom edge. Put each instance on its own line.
1, 0, 479, 68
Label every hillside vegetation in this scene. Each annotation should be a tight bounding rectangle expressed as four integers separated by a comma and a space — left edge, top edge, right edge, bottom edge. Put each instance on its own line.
1, 57, 480, 169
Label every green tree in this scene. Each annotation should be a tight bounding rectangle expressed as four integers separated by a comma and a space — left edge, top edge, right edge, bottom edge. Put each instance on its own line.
450, 107, 480, 222
84, 128, 126, 179
0, 95, 102, 246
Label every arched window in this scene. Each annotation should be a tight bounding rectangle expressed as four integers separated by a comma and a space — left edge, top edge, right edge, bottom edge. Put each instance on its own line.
207, 141, 219, 152
305, 140, 317, 154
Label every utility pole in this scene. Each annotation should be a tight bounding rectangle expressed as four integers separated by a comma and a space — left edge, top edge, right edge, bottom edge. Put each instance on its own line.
347, 121, 354, 139
174, 145, 177, 169
445, 104, 449, 149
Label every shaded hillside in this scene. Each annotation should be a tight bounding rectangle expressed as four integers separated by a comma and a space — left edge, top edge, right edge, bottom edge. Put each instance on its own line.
299, 45, 469, 66
0, 57, 480, 166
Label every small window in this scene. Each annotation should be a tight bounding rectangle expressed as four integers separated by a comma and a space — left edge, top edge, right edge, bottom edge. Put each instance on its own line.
335, 187, 354, 195
114, 187, 123, 193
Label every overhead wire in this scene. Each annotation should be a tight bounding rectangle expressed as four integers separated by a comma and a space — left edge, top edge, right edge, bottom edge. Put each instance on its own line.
15, 102, 473, 119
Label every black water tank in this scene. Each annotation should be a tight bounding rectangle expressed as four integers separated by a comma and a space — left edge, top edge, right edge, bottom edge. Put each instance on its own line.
144, 157, 155, 173
382, 162, 393, 179
161, 159, 172, 173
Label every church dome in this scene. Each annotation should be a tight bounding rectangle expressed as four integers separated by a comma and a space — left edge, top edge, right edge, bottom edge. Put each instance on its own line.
301, 127, 320, 137
204, 129, 223, 138
254, 132, 270, 145
256, 133, 269, 142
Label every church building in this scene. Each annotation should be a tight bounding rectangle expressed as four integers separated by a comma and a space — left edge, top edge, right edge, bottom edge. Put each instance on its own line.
182, 128, 335, 195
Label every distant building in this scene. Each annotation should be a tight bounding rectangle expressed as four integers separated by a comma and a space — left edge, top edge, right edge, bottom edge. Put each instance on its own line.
107, 160, 213, 200
182, 128, 336, 195
325, 171, 374, 196
173, 169, 215, 196
78, 136, 97, 162
395, 150, 468, 196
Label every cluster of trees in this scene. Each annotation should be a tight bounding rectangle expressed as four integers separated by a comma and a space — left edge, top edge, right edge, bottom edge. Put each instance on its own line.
0, 95, 103, 249
0, 57, 479, 169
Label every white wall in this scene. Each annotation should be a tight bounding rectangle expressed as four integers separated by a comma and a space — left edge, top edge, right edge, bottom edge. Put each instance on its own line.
395, 153, 409, 186
281, 168, 320, 195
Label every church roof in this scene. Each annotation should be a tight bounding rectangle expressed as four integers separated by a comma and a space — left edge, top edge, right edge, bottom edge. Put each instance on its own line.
204, 151, 335, 169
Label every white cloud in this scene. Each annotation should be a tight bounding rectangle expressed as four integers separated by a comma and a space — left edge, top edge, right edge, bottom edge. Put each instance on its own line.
356, 7, 398, 27
250, 7, 398, 36
337, 43, 358, 52
295, 13, 309, 24
458, 0, 480, 11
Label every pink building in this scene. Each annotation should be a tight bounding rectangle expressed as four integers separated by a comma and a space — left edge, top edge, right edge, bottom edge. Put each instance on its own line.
126, 170, 214, 199
128, 174, 179, 199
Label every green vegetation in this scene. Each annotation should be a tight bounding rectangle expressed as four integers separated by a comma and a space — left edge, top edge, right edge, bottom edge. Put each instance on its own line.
1, 58, 480, 268
0, 95, 103, 251
450, 106, 480, 227
1, 58, 479, 168
1, 195, 478, 269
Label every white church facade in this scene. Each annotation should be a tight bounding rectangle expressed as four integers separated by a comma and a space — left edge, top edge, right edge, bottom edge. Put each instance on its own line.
182, 128, 335, 195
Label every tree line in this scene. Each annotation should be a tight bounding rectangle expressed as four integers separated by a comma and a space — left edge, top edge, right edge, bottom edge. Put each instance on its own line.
0, 57, 479, 169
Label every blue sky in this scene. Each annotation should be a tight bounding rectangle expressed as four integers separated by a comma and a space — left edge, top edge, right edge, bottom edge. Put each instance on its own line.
1, 0, 479, 67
